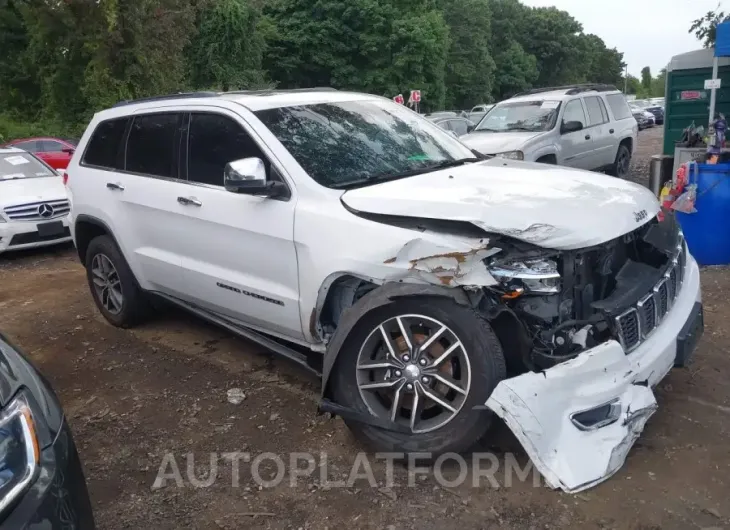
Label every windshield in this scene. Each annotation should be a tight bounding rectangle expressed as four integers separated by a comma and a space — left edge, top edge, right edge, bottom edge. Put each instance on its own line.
0, 152, 55, 181
255, 100, 477, 189
475, 100, 560, 132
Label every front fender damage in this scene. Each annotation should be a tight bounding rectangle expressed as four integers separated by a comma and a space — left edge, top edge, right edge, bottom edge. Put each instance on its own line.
485, 340, 660, 493
382, 237, 501, 288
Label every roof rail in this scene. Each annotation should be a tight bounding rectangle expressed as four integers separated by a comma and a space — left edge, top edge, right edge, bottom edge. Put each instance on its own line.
514, 84, 619, 97
222, 87, 340, 96
111, 91, 219, 108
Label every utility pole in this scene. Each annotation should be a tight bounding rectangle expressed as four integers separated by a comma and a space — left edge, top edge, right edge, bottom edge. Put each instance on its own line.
623, 64, 628, 94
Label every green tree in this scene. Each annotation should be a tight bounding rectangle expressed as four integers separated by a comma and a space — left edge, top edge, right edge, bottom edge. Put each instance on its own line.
441, 0, 495, 109
641, 66, 652, 90
188, 0, 269, 91
264, 0, 449, 108
690, 8, 728, 47
492, 41, 538, 99
581, 34, 625, 86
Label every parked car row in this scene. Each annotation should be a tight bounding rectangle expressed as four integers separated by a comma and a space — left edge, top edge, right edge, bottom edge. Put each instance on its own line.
1, 137, 77, 170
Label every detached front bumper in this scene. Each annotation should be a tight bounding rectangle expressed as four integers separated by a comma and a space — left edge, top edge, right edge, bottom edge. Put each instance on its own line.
486, 252, 702, 493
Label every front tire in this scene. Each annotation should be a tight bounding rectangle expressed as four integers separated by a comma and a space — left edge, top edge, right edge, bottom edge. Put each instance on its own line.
608, 143, 631, 179
85, 235, 149, 328
330, 297, 506, 455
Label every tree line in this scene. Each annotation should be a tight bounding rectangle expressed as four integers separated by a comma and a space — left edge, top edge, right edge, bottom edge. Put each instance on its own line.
1, 0, 630, 139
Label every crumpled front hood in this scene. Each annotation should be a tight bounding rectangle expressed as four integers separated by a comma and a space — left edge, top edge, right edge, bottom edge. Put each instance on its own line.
341, 159, 660, 250
460, 131, 542, 154
0, 176, 67, 209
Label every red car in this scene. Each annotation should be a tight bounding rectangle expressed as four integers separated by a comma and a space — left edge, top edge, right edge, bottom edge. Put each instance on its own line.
2, 137, 77, 170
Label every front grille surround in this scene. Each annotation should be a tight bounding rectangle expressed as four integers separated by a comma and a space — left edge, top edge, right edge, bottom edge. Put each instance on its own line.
615, 236, 687, 353
3, 199, 70, 222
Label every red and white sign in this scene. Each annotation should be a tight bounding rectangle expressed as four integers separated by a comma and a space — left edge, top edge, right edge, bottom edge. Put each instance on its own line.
680, 90, 703, 101
393, 94, 405, 104
409, 90, 421, 103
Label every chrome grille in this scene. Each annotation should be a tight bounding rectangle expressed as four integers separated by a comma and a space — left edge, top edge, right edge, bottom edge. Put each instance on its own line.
3, 199, 70, 221
616, 236, 687, 352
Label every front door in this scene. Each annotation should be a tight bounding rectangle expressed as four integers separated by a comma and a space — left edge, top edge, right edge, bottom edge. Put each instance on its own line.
559, 99, 595, 170
172, 110, 302, 341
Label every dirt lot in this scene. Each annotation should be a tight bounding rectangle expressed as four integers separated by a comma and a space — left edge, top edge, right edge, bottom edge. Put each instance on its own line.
1, 127, 729, 529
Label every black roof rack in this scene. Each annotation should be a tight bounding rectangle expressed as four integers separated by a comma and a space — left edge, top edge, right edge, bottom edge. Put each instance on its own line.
514, 84, 619, 97
112, 91, 219, 108
222, 87, 339, 96
111, 87, 341, 108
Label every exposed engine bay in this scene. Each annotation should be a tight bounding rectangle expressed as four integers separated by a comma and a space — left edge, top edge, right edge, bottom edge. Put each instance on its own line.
485, 214, 684, 370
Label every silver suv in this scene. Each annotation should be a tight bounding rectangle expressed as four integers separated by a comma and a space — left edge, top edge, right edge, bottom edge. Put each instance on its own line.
461, 84, 638, 178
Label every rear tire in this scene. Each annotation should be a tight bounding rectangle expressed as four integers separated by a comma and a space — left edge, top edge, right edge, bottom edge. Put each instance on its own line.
85, 235, 149, 328
608, 143, 631, 179
330, 297, 506, 455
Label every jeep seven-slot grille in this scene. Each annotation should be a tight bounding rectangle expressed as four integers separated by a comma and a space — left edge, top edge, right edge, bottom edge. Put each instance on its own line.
615, 236, 687, 352
3, 199, 70, 222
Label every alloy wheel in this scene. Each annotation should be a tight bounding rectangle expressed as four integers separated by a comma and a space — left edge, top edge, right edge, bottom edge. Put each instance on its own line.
356, 314, 471, 434
91, 253, 124, 315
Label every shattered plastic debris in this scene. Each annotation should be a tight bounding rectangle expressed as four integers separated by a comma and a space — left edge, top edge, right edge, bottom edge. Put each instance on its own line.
226, 388, 247, 405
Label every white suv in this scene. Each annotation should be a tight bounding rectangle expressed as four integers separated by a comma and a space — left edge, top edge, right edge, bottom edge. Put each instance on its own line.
0, 147, 72, 253
67, 89, 702, 493
461, 85, 638, 178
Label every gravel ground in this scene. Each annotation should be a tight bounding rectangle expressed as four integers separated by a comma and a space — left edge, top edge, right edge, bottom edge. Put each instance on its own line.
628, 125, 663, 187
2, 126, 730, 530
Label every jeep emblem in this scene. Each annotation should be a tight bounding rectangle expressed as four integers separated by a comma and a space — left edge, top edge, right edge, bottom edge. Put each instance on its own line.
634, 209, 647, 222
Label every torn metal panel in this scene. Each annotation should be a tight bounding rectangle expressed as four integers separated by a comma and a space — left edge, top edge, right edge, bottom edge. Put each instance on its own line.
382, 237, 501, 288
470, 221, 563, 244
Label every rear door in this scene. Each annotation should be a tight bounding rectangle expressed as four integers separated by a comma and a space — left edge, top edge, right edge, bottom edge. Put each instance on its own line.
113, 111, 190, 297
559, 99, 594, 169
583, 96, 615, 169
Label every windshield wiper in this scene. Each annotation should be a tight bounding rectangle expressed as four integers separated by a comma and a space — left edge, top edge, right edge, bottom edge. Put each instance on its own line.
332, 157, 481, 190
474, 127, 501, 132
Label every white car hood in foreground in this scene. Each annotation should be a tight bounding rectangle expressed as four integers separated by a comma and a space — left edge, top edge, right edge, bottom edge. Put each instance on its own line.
0, 176, 66, 209
459, 131, 542, 154
341, 159, 660, 250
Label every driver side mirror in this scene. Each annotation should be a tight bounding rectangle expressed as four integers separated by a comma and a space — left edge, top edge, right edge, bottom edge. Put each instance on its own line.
561, 120, 583, 134
224, 158, 287, 198
466, 124, 475, 133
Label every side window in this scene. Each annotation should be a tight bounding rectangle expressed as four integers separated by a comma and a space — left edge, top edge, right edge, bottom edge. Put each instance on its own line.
606, 94, 632, 120
126, 113, 181, 178
598, 98, 609, 123
584, 96, 607, 126
187, 113, 268, 187
437, 120, 453, 132
82, 118, 130, 169
450, 119, 469, 136
14, 140, 39, 153
562, 100, 587, 128
40, 140, 65, 152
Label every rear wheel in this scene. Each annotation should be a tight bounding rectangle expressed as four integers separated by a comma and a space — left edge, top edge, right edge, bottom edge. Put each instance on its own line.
609, 144, 631, 178
330, 297, 506, 455
85, 235, 149, 327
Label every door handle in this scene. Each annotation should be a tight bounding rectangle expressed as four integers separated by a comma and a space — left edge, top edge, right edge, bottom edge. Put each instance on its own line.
177, 196, 202, 207
585, 134, 591, 140
609, 128, 615, 134
106, 182, 125, 191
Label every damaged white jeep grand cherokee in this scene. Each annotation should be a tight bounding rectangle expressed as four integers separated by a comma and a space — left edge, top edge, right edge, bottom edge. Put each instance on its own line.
67, 89, 703, 493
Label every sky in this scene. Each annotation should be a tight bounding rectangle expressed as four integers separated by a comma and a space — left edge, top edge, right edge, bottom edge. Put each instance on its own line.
521, 0, 725, 77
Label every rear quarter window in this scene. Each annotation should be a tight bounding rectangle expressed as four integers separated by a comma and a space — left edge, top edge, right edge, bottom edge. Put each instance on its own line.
605, 94, 632, 121
81, 117, 130, 170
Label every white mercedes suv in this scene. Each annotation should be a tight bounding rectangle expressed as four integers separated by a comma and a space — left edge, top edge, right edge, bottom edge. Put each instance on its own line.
66, 89, 703, 493
0, 147, 72, 253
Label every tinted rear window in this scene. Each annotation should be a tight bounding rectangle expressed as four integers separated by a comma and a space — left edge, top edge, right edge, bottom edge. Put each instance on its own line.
125, 113, 181, 178
605, 94, 632, 120
82, 118, 129, 169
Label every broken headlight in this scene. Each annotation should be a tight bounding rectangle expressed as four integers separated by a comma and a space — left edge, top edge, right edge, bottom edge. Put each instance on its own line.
487, 257, 561, 294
